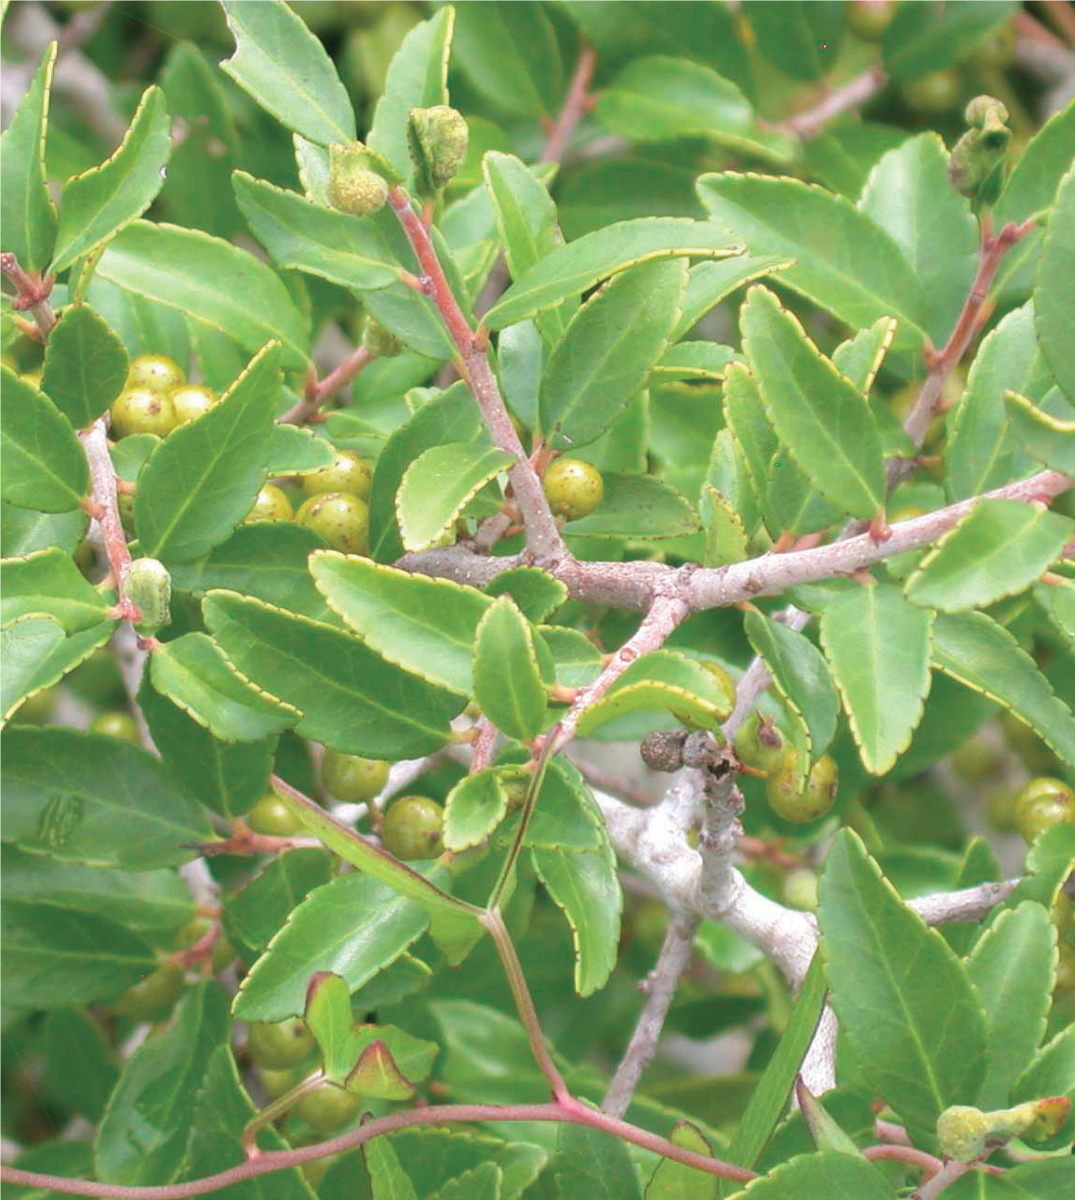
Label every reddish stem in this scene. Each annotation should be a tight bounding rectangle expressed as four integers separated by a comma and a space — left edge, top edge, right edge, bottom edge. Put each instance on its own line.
779, 63, 888, 141
1, 251, 57, 336
862, 1144, 944, 1178
279, 344, 373, 425
80, 420, 138, 615
541, 44, 597, 163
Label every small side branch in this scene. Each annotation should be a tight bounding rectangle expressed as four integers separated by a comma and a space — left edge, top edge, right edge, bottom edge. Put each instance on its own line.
779, 63, 889, 141
540, 44, 597, 163
279, 345, 373, 425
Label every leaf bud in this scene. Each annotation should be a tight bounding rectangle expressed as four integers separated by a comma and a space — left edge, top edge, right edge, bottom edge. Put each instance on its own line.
126, 557, 171, 637
361, 315, 404, 358
328, 142, 390, 216
407, 105, 469, 195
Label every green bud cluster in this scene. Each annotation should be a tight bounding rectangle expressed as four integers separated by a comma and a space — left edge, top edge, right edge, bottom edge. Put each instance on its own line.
407, 105, 469, 196
948, 95, 1012, 208
328, 141, 391, 216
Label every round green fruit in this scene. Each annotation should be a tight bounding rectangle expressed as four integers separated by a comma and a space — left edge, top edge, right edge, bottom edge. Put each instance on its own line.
321, 749, 389, 801
118, 491, 135, 530
89, 710, 141, 745
1015, 778, 1075, 845
782, 868, 819, 912
382, 795, 445, 860
734, 711, 787, 775
985, 788, 1018, 834
951, 736, 1001, 783
902, 69, 963, 114
169, 383, 218, 425
246, 793, 303, 838
126, 354, 185, 393
247, 1019, 316, 1070
245, 485, 294, 523
302, 449, 372, 501
259, 1066, 303, 1101
766, 752, 838, 824
296, 492, 370, 556
301, 1154, 339, 1189
848, 0, 895, 41
115, 963, 185, 1022
543, 458, 604, 521
110, 387, 177, 439
295, 1085, 361, 1133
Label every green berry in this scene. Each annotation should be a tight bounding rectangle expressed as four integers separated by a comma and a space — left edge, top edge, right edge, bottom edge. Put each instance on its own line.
115, 963, 185, 1022
848, 0, 895, 41
382, 795, 445, 860
126, 557, 172, 638
766, 751, 838, 824
734, 711, 787, 775
782, 868, 819, 911
247, 1019, 316, 1070
169, 383, 218, 425
985, 789, 1018, 834
903, 69, 963, 114
246, 485, 294, 523
118, 492, 135, 530
1015, 778, 1075, 845
295, 1085, 361, 1133
246, 792, 303, 837
110, 387, 178, 439
302, 450, 372, 501
259, 1066, 303, 1100
301, 1155, 339, 1188
126, 354, 185, 393
321, 749, 389, 801
543, 458, 604, 521
296, 492, 370, 556
951, 736, 1000, 783
89, 710, 141, 745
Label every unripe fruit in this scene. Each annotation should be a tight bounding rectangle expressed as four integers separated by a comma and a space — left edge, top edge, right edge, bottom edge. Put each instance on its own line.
115, 963, 184, 1022
951, 736, 1000, 783
295, 1085, 361, 1132
126, 557, 171, 638
127, 354, 185, 393
296, 492, 370, 556
301, 1155, 339, 1188
321, 749, 389, 801
734, 711, 786, 775
782, 867, 819, 911
985, 788, 1018, 834
543, 458, 604, 521
1015, 777, 1075, 846
766, 751, 838, 824
259, 1066, 302, 1101
110, 387, 177, 439
245, 485, 294, 523
246, 792, 303, 837
118, 492, 135, 530
247, 1019, 316, 1070
302, 450, 372, 501
902, 69, 963, 114
848, 0, 895, 41
382, 795, 445, 860
169, 383, 218, 425
89, 709, 141, 745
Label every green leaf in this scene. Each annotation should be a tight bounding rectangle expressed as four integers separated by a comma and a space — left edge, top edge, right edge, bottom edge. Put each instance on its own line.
858, 133, 977, 347
485, 218, 742, 331
365, 1138, 418, 1200
1, 616, 66, 724
820, 585, 933, 775
721, 362, 777, 515
40, 304, 129, 430
723, 956, 827, 1173
138, 676, 275, 821
818, 829, 988, 1146
724, 1152, 895, 1200
741, 286, 885, 518
0, 504, 87, 558
95, 221, 309, 369
233, 871, 431, 1022
997, 100, 1075, 226
1005, 388, 1075, 475
946, 302, 1054, 501
0, 43, 58, 273
485, 567, 567, 623
881, 0, 1018, 81
473, 597, 547, 743
443, 769, 509, 853
701, 485, 749, 567
565, 473, 700, 540
167, 522, 337, 624
651, 342, 736, 383
743, 1, 845, 81
645, 1120, 718, 1199
931, 611, 1075, 768
744, 611, 839, 763
222, 847, 332, 966
576, 650, 735, 738
135, 341, 281, 562
398, 444, 515, 552
267, 423, 336, 477
967, 902, 1055, 1109
795, 1081, 863, 1157
673, 256, 792, 341
453, 2, 562, 116
219, 0, 355, 146
50, 86, 173, 273
1, 547, 111, 633
1035, 164, 1075, 404
149, 632, 299, 742
1013, 1027, 1075, 1152
832, 317, 898, 395
539, 625, 604, 690
906, 499, 1073, 613
0, 368, 90, 512
1, 619, 115, 728
597, 56, 795, 164
697, 174, 929, 350
1, 900, 157, 1010
540, 257, 687, 450
0, 725, 212, 870
369, 382, 485, 562
95, 982, 230, 1186
763, 451, 843, 537
233, 172, 401, 292
553, 1114, 642, 1200
312, 552, 492, 696
380, 1129, 546, 1200
42, 1008, 119, 1122
367, 6, 453, 188
203, 590, 465, 759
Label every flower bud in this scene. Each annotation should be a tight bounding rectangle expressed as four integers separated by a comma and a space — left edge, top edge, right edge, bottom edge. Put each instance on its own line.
126, 557, 171, 637
406, 105, 468, 195
360, 315, 404, 358
328, 142, 389, 216
937, 1097, 1071, 1162
948, 95, 1011, 207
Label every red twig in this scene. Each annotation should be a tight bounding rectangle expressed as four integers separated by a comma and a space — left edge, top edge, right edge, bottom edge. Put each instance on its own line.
779, 63, 888, 141
279, 344, 373, 425
1, 251, 57, 337
541, 44, 597, 163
